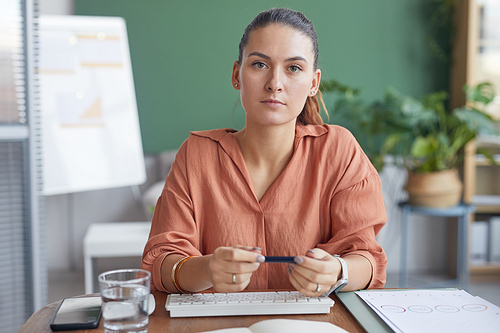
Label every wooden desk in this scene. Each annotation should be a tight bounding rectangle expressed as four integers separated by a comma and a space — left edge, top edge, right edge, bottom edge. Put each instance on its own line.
20, 291, 366, 333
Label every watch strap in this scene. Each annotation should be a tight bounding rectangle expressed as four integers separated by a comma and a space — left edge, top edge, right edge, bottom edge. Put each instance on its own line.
323, 254, 348, 296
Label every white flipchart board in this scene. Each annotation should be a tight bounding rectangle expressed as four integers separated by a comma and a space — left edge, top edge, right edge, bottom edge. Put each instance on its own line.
39, 16, 146, 195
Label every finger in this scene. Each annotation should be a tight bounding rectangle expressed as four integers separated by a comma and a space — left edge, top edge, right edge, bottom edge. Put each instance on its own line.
218, 247, 265, 263
288, 270, 303, 292
304, 248, 329, 259
290, 261, 332, 288
218, 278, 251, 292
289, 270, 321, 297
294, 253, 336, 275
232, 245, 262, 253
209, 257, 260, 276
291, 262, 336, 286
225, 260, 261, 274
213, 273, 252, 293
227, 272, 252, 285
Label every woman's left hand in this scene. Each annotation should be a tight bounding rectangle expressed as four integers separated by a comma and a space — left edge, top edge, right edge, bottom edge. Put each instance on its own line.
288, 248, 342, 297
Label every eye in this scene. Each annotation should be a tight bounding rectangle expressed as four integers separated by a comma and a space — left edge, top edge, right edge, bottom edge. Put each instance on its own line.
252, 61, 268, 69
288, 64, 302, 73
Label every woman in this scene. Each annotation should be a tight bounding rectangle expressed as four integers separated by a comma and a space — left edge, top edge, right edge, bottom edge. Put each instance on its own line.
141, 8, 387, 297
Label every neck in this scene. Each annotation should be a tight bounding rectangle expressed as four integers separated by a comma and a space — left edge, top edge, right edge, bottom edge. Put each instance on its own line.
234, 119, 297, 169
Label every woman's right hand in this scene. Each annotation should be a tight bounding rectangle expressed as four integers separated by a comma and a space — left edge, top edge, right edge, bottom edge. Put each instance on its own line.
207, 245, 264, 292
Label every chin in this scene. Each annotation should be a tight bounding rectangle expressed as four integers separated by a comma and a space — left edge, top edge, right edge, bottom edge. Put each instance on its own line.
244, 106, 301, 127
251, 116, 298, 127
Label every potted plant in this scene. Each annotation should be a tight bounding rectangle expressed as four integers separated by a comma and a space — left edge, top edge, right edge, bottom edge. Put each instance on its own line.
320, 80, 498, 207
318, 80, 385, 171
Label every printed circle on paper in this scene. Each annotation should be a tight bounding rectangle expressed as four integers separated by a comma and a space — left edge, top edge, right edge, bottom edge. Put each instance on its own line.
462, 304, 487, 312
435, 305, 460, 313
381, 305, 406, 313
408, 305, 432, 313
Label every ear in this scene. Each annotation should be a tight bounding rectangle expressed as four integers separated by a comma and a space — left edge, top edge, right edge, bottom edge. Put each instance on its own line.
309, 69, 321, 97
232, 61, 241, 90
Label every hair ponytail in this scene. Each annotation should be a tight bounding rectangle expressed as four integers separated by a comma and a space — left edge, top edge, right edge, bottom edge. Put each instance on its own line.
297, 90, 329, 126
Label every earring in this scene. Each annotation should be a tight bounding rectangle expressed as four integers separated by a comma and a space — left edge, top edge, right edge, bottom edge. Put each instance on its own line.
234, 83, 239, 88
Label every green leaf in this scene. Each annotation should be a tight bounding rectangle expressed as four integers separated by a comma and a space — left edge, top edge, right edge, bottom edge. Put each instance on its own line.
411, 136, 437, 158
464, 82, 496, 105
383, 133, 403, 153
319, 79, 361, 96
453, 107, 498, 135
422, 91, 448, 111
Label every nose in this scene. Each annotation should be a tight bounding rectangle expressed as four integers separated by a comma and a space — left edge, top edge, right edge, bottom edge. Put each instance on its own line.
265, 68, 283, 93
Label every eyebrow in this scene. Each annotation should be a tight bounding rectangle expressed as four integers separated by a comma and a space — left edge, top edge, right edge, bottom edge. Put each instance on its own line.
247, 51, 308, 64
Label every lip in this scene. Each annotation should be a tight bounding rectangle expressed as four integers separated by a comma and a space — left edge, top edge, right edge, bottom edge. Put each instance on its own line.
260, 99, 285, 108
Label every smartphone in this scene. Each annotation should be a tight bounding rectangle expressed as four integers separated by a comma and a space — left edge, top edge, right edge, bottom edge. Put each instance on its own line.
50, 296, 102, 331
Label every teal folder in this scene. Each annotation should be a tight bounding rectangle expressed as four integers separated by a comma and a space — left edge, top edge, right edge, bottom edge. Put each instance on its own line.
337, 290, 393, 333
337, 288, 458, 333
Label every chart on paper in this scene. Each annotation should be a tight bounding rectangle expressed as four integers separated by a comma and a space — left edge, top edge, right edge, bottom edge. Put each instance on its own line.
38, 15, 146, 195
355, 289, 500, 333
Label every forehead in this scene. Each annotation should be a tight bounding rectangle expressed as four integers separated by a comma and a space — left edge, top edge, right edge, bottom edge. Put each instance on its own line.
243, 24, 314, 61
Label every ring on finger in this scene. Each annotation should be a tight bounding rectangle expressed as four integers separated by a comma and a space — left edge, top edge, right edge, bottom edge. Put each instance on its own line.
315, 284, 321, 293
232, 274, 236, 284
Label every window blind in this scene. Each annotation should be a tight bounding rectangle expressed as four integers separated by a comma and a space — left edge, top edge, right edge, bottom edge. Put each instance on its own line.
0, 0, 45, 331
0, 0, 27, 124
0, 142, 29, 332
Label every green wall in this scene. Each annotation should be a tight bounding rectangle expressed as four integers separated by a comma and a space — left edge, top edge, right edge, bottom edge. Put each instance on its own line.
75, 0, 447, 153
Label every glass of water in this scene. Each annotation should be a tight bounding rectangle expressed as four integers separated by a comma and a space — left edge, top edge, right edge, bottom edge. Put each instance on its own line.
98, 269, 151, 333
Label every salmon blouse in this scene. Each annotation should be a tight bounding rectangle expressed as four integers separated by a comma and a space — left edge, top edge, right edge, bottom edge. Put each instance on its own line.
141, 124, 387, 292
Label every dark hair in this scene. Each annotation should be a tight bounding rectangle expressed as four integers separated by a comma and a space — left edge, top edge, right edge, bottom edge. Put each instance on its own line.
238, 8, 328, 125
238, 8, 319, 69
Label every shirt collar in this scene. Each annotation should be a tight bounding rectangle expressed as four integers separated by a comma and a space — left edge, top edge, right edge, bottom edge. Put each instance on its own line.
189, 128, 236, 142
191, 124, 328, 142
295, 124, 329, 139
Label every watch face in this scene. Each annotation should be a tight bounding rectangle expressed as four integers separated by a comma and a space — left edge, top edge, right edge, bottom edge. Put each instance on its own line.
334, 278, 348, 293
323, 278, 348, 296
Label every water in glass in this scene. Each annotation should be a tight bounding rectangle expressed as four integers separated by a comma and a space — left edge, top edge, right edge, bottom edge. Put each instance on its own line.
101, 284, 149, 332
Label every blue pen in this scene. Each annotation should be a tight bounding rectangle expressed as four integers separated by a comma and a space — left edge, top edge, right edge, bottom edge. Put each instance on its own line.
264, 256, 296, 263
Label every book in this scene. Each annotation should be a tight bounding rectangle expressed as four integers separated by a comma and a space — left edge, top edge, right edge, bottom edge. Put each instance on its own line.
471, 221, 489, 264
490, 217, 500, 263
201, 319, 349, 333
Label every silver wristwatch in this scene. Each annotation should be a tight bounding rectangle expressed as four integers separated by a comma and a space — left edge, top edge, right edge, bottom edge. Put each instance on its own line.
323, 255, 348, 296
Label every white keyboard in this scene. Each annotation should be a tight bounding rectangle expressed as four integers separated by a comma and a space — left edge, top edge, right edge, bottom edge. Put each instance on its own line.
165, 291, 334, 317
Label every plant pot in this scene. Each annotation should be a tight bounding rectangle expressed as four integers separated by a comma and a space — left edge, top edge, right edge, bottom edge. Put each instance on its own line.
405, 169, 463, 208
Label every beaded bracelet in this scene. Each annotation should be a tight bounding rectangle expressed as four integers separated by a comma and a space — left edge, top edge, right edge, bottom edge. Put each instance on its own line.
171, 255, 195, 294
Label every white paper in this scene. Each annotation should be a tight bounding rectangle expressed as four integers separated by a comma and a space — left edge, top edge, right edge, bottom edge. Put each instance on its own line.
39, 15, 146, 195
356, 290, 500, 333
202, 319, 348, 333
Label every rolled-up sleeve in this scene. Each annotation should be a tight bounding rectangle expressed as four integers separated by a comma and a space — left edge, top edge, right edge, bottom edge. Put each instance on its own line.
141, 140, 202, 292
319, 173, 387, 289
